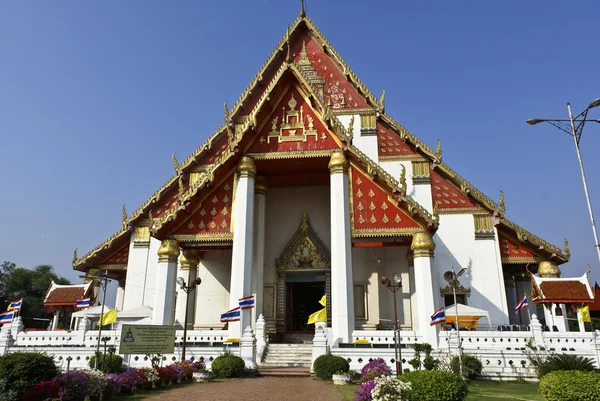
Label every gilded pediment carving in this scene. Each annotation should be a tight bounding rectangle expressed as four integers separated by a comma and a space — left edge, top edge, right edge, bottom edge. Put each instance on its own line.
276, 213, 330, 271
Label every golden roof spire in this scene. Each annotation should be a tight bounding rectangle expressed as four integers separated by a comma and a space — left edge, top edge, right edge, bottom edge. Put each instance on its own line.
172, 153, 180, 174
564, 238, 570, 256
347, 115, 354, 143
122, 204, 128, 227
499, 190, 506, 214
300, 0, 306, 17
399, 163, 406, 190
378, 89, 386, 112
72, 248, 78, 266
434, 139, 442, 162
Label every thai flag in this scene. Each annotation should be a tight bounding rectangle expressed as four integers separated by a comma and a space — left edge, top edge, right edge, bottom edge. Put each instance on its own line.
220, 307, 240, 322
76, 298, 91, 309
0, 311, 13, 325
515, 295, 528, 314
430, 307, 446, 326
9, 298, 23, 312
238, 295, 255, 310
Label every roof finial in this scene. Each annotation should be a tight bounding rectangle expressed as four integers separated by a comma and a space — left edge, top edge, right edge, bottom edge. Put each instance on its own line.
300, 0, 306, 17
172, 153, 180, 174
499, 190, 506, 214
378, 89, 386, 112
122, 204, 128, 227
72, 248, 78, 266
434, 139, 442, 162
399, 163, 407, 191
564, 237, 570, 256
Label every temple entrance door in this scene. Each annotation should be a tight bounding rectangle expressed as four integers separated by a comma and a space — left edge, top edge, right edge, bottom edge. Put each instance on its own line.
285, 274, 326, 334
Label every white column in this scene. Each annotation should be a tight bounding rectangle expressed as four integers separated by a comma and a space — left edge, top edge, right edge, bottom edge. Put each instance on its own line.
229, 156, 256, 338
411, 231, 438, 346
328, 151, 354, 344
115, 279, 125, 311
152, 239, 179, 325
252, 176, 267, 323
123, 224, 151, 310
175, 249, 200, 329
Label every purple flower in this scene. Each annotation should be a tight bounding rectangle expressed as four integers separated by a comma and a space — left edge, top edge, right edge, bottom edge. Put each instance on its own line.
119, 370, 142, 391
57, 371, 90, 401
355, 379, 376, 401
105, 374, 121, 394
360, 358, 392, 376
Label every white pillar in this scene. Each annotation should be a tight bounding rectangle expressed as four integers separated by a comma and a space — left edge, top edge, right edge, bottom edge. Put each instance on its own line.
115, 279, 125, 311
152, 239, 180, 325
328, 151, 354, 344
175, 249, 200, 329
252, 176, 267, 323
229, 156, 256, 338
411, 231, 438, 347
52, 311, 59, 331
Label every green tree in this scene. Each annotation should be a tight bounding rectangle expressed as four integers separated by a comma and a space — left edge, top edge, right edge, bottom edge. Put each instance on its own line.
0, 262, 70, 327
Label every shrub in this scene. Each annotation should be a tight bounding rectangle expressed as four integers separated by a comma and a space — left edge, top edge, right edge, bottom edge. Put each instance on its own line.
361, 358, 392, 376
119, 369, 142, 391
88, 353, 123, 373
21, 380, 60, 401
156, 366, 174, 382
372, 375, 412, 401
57, 371, 90, 401
399, 370, 468, 401
104, 374, 121, 397
533, 353, 595, 378
355, 379, 377, 401
313, 354, 349, 380
211, 353, 245, 378
539, 370, 600, 401
0, 352, 57, 400
87, 370, 107, 397
450, 353, 483, 379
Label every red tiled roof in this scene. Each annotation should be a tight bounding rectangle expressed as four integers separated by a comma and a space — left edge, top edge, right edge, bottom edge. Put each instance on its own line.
538, 281, 592, 302
590, 283, 600, 311
45, 286, 89, 306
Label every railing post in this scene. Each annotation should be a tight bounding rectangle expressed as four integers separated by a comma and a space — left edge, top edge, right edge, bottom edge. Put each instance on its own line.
311, 322, 328, 373
255, 314, 266, 362
530, 314, 545, 348
240, 326, 257, 371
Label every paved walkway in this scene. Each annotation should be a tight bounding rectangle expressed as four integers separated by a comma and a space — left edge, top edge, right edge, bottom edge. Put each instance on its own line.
144, 377, 344, 401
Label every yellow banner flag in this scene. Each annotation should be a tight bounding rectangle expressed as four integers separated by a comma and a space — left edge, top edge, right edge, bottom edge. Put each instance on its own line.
99, 309, 117, 326
307, 308, 326, 325
319, 295, 326, 307
579, 306, 591, 323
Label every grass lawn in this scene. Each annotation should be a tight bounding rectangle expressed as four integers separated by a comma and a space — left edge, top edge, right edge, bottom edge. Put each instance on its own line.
336, 380, 543, 401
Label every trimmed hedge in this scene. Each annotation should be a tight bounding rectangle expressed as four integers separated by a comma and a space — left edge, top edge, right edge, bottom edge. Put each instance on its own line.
314, 354, 350, 380
449, 353, 483, 379
539, 370, 600, 401
0, 352, 57, 400
211, 353, 245, 378
399, 370, 468, 401
534, 353, 596, 378
89, 353, 124, 373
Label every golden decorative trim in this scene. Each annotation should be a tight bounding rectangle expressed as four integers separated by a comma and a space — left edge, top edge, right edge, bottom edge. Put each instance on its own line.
247, 150, 334, 160
328, 151, 349, 174
236, 156, 257, 178
255, 176, 267, 195
133, 226, 150, 242
179, 248, 200, 270
380, 155, 426, 162
538, 260, 561, 278
97, 264, 127, 271
501, 257, 541, 264
500, 218, 568, 260
351, 228, 421, 238
171, 233, 234, 243
411, 231, 435, 258
473, 214, 495, 240
157, 239, 179, 262
360, 115, 377, 131
411, 161, 430, 182
276, 213, 330, 272
332, 108, 375, 116
435, 207, 485, 215
440, 281, 471, 297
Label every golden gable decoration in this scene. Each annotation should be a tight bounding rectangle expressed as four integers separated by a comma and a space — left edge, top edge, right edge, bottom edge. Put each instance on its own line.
276, 213, 331, 272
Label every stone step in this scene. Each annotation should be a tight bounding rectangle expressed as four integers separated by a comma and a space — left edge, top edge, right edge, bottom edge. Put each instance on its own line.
258, 367, 311, 377
263, 357, 312, 363
264, 351, 312, 357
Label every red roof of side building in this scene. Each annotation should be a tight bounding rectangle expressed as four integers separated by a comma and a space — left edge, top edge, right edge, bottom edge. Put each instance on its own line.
44, 281, 93, 306
531, 273, 595, 304
590, 283, 600, 311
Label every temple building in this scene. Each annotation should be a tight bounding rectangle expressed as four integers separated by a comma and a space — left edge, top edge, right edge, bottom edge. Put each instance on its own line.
72, 10, 577, 346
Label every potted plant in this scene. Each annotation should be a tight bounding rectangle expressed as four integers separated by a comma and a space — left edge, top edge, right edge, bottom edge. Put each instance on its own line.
332, 370, 353, 385
192, 360, 214, 382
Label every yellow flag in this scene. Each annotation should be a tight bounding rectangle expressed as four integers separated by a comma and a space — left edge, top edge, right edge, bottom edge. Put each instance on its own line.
307, 308, 327, 324
319, 295, 326, 307
99, 309, 117, 326
579, 306, 591, 323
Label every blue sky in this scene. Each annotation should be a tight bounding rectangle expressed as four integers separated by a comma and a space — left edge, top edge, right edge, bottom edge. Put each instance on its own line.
1, 1, 599, 300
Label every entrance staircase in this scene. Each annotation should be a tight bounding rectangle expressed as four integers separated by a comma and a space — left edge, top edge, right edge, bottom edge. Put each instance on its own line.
257, 343, 312, 377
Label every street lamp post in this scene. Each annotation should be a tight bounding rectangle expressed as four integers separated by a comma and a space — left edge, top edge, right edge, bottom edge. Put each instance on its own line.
81, 270, 112, 371
451, 266, 467, 378
380, 273, 403, 376
527, 98, 600, 265
176, 276, 202, 361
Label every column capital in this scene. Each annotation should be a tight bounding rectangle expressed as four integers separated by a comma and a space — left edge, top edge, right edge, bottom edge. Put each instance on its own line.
237, 156, 257, 178
538, 261, 561, 278
411, 231, 435, 258
179, 248, 201, 270
328, 151, 349, 174
158, 239, 180, 263
255, 175, 267, 195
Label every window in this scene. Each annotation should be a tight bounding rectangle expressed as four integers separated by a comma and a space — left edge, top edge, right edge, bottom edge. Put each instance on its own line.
444, 294, 466, 307
353, 284, 367, 320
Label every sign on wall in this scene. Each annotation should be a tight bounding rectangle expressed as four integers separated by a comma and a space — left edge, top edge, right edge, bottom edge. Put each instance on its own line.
119, 325, 176, 354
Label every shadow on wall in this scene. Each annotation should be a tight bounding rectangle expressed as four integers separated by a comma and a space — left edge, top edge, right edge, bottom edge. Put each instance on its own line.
433, 236, 508, 329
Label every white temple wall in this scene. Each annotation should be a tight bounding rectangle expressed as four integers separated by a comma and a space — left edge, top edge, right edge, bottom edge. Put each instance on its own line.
338, 115, 378, 161
263, 185, 331, 285
123, 236, 161, 311
194, 250, 232, 329
434, 214, 509, 327
380, 161, 433, 214
352, 246, 411, 330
